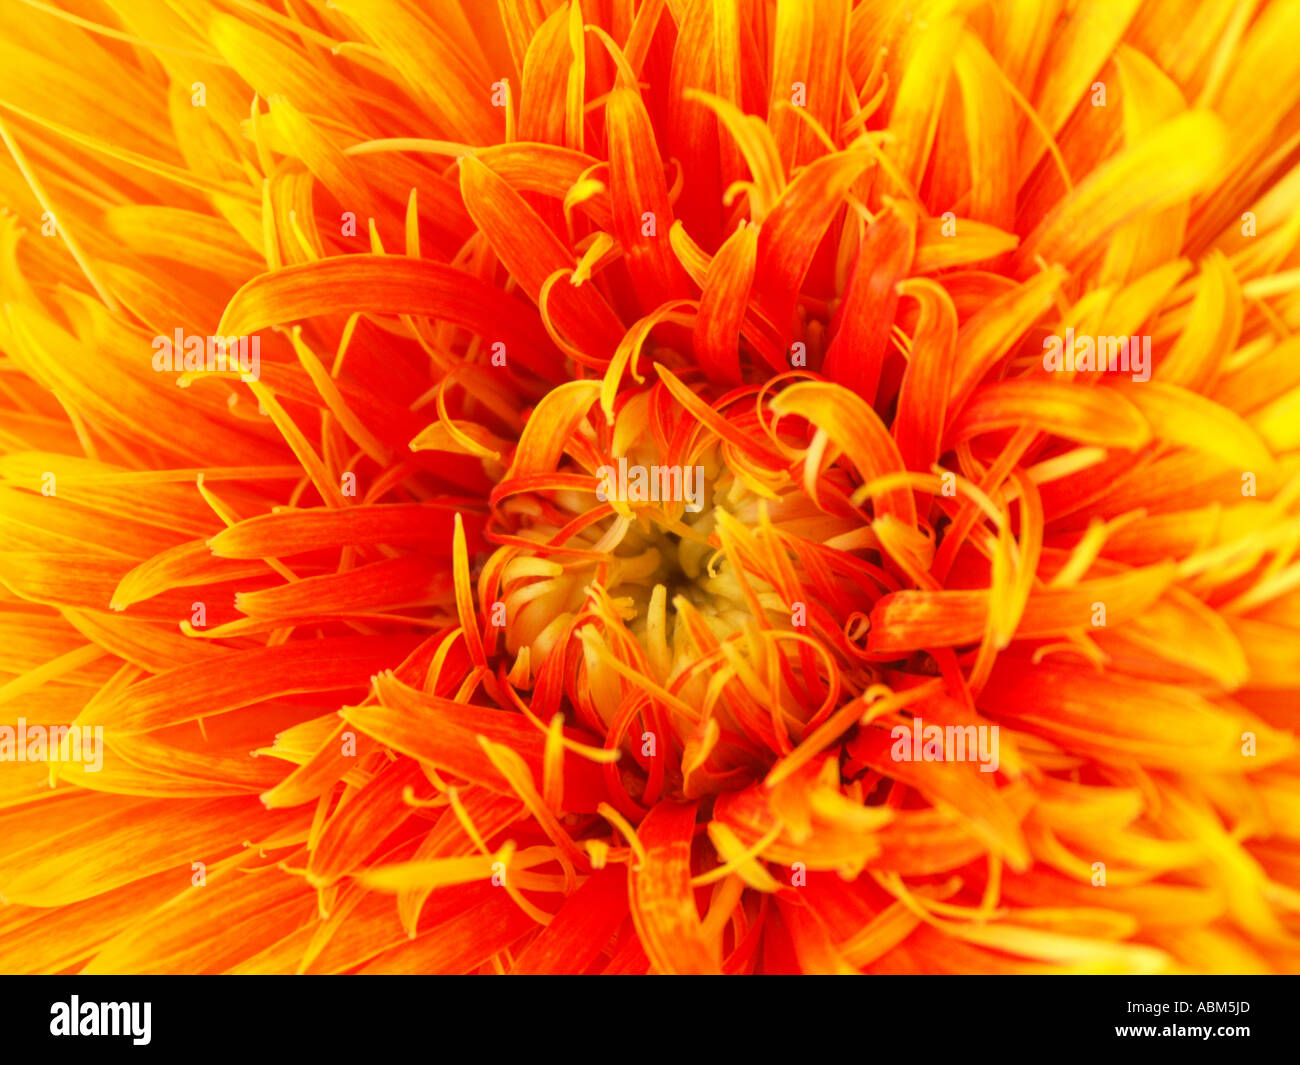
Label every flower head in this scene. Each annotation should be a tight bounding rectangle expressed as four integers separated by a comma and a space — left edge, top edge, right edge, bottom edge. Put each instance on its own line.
1, 0, 1299, 975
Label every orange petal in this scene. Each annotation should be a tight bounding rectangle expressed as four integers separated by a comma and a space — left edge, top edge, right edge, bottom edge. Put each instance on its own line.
628, 801, 720, 974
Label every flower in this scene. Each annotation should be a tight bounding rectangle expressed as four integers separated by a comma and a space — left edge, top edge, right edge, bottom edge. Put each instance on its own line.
0, 0, 1298, 975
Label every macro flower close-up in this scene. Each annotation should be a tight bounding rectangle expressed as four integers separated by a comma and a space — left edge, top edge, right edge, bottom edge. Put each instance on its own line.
1, 0, 1299, 978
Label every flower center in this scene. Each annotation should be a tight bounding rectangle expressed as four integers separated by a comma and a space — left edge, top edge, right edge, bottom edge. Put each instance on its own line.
490, 436, 868, 802
496, 453, 762, 679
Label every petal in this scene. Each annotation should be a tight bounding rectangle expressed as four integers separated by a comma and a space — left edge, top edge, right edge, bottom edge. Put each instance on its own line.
628, 800, 720, 974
